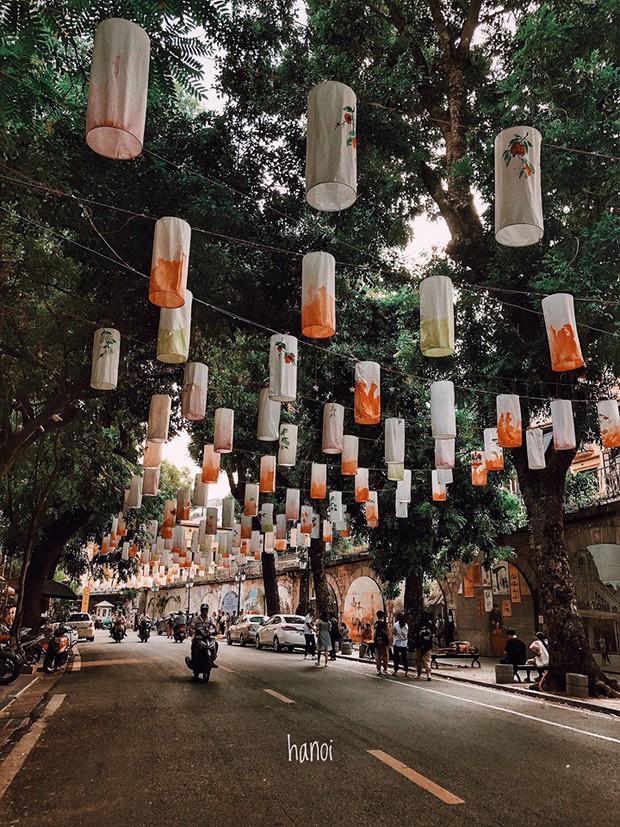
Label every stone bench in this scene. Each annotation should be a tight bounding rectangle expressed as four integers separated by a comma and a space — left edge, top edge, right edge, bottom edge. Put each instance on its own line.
566, 672, 589, 698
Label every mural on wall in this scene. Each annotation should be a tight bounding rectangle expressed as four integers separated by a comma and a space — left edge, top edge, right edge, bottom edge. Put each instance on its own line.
278, 583, 293, 613
245, 587, 265, 615
342, 575, 384, 641
221, 590, 238, 615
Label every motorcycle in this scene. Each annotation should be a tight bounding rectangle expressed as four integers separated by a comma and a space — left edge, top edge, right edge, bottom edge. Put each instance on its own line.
138, 619, 151, 643
184, 628, 217, 681
43, 623, 72, 674
174, 623, 187, 643
0, 625, 44, 684
111, 624, 126, 643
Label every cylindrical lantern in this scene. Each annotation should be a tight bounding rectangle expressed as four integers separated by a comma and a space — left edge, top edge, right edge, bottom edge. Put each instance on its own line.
181, 362, 208, 421
244, 483, 259, 517
261, 503, 274, 533
494, 126, 543, 247
328, 491, 343, 524
147, 394, 171, 443
365, 491, 379, 524
278, 423, 298, 467
551, 399, 576, 450
396, 470, 412, 503
143, 440, 163, 469
541, 293, 585, 372
240, 515, 252, 540
260, 455, 276, 494
161, 499, 176, 540
149, 217, 191, 309
597, 400, 620, 448
435, 438, 455, 470
193, 473, 208, 508
323, 520, 333, 543
526, 428, 546, 470
285, 488, 300, 522
257, 387, 281, 441
395, 499, 408, 519
322, 403, 344, 454
206, 508, 218, 536
177, 488, 191, 521
419, 276, 454, 357
172, 524, 185, 551
300, 505, 313, 534
355, 468, 370, 503
157, 290, 192, 364
471, 451, 488, 487
90, 328, 121, 390
354, 361, 380, 425
214, 408, 234, 453
142, 467, 159, 497
250, 530, 261, 555
341, 435, 359, 476
86, 19, 150, 160
276, 514, 287, 541
222, 498, 235, 529
302, 251, 336, 338
201, 444, 221, 484
496, 394, 522, 448
269, 334, 298, 403
311, 511, 320, 539
264, 531, 275, 552
385, 418, 405, 464
126, 473, 143, 509
387, 463, 405, 481
431, 470, 447, 502
310, 463, 327, 499
484, 428, 504, 472
306, 81, 357, 211
431, 381, 456, 439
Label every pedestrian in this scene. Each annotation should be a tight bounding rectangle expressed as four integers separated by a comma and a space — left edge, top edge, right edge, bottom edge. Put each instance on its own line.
499, 628, 527, 676
373, 610, 390, 676
598, 634, 611, 664
303, 609, 316, 659
435, 615, 445, 648
392, 613, 409, 676
445, 609, 456, 645
415, 620, 433, 681
316, 611, 332, 667
328, 611, 341, 660
218, 612, 226, 636
526, 631, 549, 680
359, 623, 374, 659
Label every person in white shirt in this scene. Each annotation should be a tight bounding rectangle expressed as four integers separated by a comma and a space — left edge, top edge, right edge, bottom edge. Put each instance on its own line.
303, 609, 316, 659
526, 631, 549, 679
392, 613, 409, 676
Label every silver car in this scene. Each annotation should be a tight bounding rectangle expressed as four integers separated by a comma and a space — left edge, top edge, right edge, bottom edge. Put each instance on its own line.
255, 614, 306, 652
227, 615, 267, 646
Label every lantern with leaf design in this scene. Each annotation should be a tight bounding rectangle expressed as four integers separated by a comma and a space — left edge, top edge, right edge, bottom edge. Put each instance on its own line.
495, 126, 543, 247
162, 499, 176, 540
322, 403, 344, 454
202, 444, 220, 484
147, 394, 171, 443
541, 294, 585, 372
269, 334, 297, 402
90, 328, 120, 390
551, 399, 576, 450
149, 217, 191, 309
302, 252, 336, 338
354, 361, 380, 425
597, 399, 620, 448
257, 387, 281, 441
496, 394, 522, 448
278, 423, 298, 466
310, 463, 327, 499
214, 408, 234, 453
176, 488, 191, 521
471, 451, 487, 487
244, 483, 259, 517
341, 435, 359, 475
419, 276, 454, 357
329, 491, 343, 524
261, 503, 274, 533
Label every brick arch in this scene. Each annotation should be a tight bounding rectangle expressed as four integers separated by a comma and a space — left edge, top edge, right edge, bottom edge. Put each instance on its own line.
325, 573, 342, 612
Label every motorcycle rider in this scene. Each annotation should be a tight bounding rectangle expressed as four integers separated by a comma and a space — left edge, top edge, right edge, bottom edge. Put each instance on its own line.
174, 610, 187, 634
189, 605, 218, 667
111, 612, 126, 640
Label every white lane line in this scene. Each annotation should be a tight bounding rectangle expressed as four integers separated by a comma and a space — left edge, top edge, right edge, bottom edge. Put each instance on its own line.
0, 694, 66, 800
263, 689, 296, 704
69, 647, 81, 672
368, 749, 465, 805
0, 678, 40, 717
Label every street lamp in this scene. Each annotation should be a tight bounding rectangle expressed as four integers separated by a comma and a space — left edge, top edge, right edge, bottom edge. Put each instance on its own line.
185, 580, 194, 618
235, 565, 246, 616
298, 551, 310, 614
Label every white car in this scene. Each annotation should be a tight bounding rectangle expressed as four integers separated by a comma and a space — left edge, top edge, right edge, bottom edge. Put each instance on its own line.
227, 615, 267, 646
255, 614, 306, 652
65, 612, 95, 641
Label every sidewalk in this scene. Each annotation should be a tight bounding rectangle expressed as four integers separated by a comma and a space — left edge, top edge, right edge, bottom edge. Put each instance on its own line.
337, 649, 620, 717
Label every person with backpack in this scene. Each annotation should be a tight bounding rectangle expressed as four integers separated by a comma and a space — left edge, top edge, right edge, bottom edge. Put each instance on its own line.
328, 611, 341, 660
373, 610, 390, 675
415, 620, 433, 681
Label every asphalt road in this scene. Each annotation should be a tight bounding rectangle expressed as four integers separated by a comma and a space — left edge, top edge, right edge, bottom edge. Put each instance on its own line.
1, 630, 619, 827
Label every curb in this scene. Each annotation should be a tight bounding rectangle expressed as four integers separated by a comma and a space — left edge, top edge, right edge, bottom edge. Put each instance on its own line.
335, 653, 620, 718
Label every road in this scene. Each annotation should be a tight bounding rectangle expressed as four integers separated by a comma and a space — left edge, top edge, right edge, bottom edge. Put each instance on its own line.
1, 630, 619, 827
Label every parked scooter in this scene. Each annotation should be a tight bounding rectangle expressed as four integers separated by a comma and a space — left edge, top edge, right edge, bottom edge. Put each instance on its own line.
184, 628, 217, 681
174, 623, 187, 643
0, 624, 44, 684
138, 619, 151, 643
43, 623, 72, 674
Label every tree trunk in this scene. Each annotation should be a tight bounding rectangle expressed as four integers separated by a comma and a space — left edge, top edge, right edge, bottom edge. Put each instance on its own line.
309, 537, 331, 617
404, 570, 424, 647
512, 445, 618, 697
261, 551, 280, 616
296, 568, 310, 616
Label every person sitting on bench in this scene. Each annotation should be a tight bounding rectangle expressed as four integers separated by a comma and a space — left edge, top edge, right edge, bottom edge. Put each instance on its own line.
500, 628, 526, 674
525, 631, 549, 679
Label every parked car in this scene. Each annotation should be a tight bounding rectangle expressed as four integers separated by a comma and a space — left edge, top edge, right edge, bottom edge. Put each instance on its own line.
65, 612, 95, 642
227, 615, 267, 646
255, 615, 306, 652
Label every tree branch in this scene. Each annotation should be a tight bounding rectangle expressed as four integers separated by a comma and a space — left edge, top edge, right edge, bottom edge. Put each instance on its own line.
458, 0, 484, 56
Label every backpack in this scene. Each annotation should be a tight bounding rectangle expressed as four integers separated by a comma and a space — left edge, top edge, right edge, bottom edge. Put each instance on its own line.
419, 627, 433, 651
374, 620, 389, 646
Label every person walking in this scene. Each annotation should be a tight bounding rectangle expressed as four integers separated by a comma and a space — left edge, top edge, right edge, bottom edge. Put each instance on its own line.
392, 613, 409, 676
303, 609, 316, 659
316, 611, 332, 667
373, 610, 390, 675
415, 620, 433, 681
598, 634, 611, 664
328, 612, 341, 661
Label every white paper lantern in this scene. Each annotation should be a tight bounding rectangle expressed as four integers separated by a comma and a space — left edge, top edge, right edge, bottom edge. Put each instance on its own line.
206, 508, 218, 536
278, 423, 298, 466
395, 499, 408, 519
322, 403, 344, 454
257, 387, 281, 441
222, 498, 235, 530
126, 474, 143, 509
494, 126, 543, 247
306, 81, 357, 211
193, 473, 208, 508
143, 440, 163, 469
142, 467, 159, 497
436, 468, 453, 485
396, 470, 412, 503
149, 217, 191, 309
419, 276, 454, 357
147, 394, 171, 443
250, 531, 261, 556
157, 289, 192, 364
484, 428, 504, 472
597, 399, 620, 448
550, 399, 576, 450
541, 293, 585, 372
365, 491, 379, 525
259, 455, 276, 494
276, 514, 287, 541
261, 503, 274, 533
526, 428, 546, 470
214, 408, 234, 453
471, 451, 487, 487
90, 328, 121, 390
244, 483, 259, 517
496, 394, 522, 448
269, 334, 297, 402
385, 417, 405, 464
387, 463, 405, 481
323, 520, 333, 543
286, 488, 300, 521
354, 361, 380, 425
328, 491, 343, 523
300, 505, 313, 534
431, 381, 456, 440
176, 487, 191, 521
302, 251, 336, 338
181, 362, 207, 421
341, 435, 359, 476
434, 438, 455, 470
310, 463, 327, 499
355, 468, 370, 503
86, 19, 150, 160
201, 444, 220, 484
431, 470, 447, 502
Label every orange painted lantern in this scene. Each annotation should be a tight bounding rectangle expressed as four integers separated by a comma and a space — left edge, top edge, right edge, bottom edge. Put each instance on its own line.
365, 491, 378, 525
244, 483, 259, 517
300, 505, 313, 534
354, 361, 380, 425
323, 520, 333, 543
162, 499, 176, 540
310, 462, 327, 499
341, 435, 359, 476
214, 408, 234, 453
541, 294, 585, 372
149, 217, 191, 309
496, 394, 522, 448
260, 455, 276, 494
201, 444, 221, 484
484, 428, 504, 471
176, 487, 191, 521
143, 467, 159, 497
470, 451, 487, 487
355, 468, 370, 503
431, 470, 447, 502
597, 400, 620, 448
301, 251, 336, 338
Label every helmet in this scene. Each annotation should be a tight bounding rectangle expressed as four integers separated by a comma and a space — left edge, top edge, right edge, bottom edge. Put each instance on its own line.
200, 604, 209, 611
